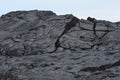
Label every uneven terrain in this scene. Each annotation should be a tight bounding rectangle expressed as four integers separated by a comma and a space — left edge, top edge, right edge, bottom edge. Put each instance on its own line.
0, 10, 120, 80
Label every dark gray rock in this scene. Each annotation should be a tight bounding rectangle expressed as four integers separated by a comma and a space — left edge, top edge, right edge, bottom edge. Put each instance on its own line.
0, 10, 120, 80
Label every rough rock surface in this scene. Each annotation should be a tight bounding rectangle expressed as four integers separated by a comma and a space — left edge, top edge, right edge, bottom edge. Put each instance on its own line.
0, 10, 120, 80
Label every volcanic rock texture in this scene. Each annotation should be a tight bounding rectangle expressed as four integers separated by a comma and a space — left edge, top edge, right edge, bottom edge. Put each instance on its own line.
0, 10, 120, 80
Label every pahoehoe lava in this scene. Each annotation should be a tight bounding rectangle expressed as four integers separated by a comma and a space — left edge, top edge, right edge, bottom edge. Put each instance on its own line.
0, 10, 120, 80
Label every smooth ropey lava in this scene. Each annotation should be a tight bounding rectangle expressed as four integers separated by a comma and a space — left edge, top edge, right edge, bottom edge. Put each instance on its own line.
0, 10, 120, 80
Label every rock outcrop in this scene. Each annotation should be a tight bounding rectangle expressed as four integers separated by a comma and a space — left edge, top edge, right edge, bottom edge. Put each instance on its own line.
0, 10, 120, 80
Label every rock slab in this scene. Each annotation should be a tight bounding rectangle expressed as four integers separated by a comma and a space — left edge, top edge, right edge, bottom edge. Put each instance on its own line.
0, 10, 120, 80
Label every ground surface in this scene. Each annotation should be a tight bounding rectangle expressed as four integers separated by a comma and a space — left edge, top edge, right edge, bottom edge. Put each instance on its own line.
0, 10, 120, 80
